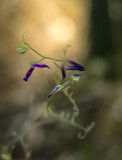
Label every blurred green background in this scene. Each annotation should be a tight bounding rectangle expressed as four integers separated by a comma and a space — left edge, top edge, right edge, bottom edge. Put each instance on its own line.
0, 0, 122, 160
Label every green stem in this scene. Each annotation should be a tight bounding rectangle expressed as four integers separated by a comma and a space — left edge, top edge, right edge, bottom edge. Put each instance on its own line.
29, 45, 45, 58
24, 39, 64, 63
48, 111, 86, 132
47, 106, 95, 139
44, 56, 64, 62
53, 62, 61, 70
63, 88, 79, 122
32, 57, 45, 63
22, 32, 65, 63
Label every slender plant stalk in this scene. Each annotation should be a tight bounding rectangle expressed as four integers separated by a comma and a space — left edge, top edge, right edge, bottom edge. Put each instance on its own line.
22, 33, 64, 63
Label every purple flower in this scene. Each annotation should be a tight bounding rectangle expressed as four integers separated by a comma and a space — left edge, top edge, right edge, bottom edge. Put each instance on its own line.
61, 64, 66, 79
73, 74, 83, 77
65, 59, 85, 71
23, 66, 35, 81
30, 63, 50, 69
23, 63, 50, 82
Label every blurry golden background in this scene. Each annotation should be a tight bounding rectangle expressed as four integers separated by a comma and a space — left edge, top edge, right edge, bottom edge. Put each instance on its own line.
0, 0, 122, 160
0, 0, 90, 110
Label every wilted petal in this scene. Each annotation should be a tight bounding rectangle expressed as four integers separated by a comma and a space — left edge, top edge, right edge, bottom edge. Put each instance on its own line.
48, 85, 62, 98
48, 81, 70, 98
31, 63, 50, 69
23, 66, 34, 81
61, 64, 66, 79
66, 59, 85, 71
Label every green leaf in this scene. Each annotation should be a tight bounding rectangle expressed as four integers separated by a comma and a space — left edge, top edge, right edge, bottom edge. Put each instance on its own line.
17, 45, 29, 54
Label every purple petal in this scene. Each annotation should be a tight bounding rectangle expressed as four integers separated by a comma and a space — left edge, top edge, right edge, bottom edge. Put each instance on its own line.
48, 93, 53, 98
61, 64, 66, 79
73, 74, 83, 77
65, 65, 77, 70
66, 59, 85, 71
65, 65, 84, 71
31, 63, 50, 69
23, 66, 35, 81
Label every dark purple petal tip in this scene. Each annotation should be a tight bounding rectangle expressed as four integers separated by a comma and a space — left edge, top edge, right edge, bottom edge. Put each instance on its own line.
66, 59, 85, 71
23, 66, 34, 82
48, 94, 53, 98
73, 74, 83, 77
31, 63, 50, 69
61, 64, 66, 79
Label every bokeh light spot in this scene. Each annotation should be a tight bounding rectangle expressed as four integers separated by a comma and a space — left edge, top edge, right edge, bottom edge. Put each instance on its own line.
49, 17, 75, 42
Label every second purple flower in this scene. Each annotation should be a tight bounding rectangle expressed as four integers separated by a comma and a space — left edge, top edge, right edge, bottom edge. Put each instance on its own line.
61, 59, 85, 80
